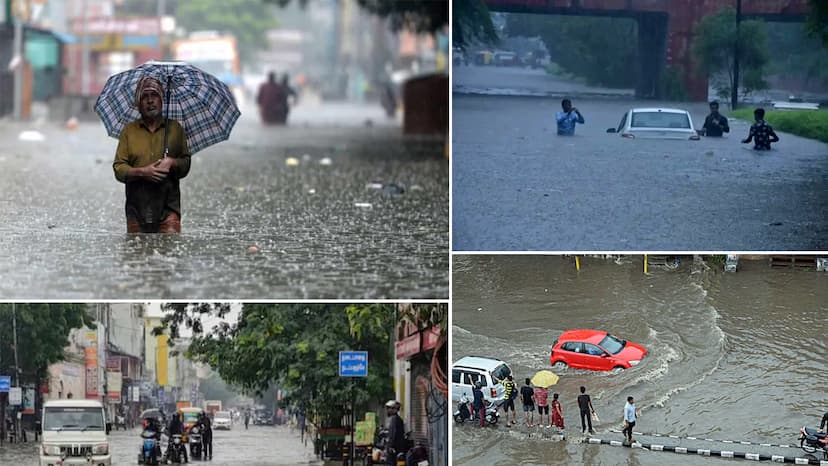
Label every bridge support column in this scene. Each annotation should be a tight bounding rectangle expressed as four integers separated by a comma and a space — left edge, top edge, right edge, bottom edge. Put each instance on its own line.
636, 13, 668, 99
665, 0, 709, 101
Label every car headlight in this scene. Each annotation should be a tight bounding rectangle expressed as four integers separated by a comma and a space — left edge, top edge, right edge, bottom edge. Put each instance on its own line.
92, 443, 109, 455
629, 360, 641, 366
191, 427, 200, 434
42, 444, 61, 456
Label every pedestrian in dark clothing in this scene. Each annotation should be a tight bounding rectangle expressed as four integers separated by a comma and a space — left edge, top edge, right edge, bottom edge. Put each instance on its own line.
577, 386, 596, 434
820, 411, 828, 431
199, 413, 213, 460
701, 101, 730, 137
742, 108, 779, 150
520, 378, 536, 427
257, 72, 286, 125
167, 413, 189, 463
244, 411, 250, 430
385, 400, 405, 465
472, 383, 486, 428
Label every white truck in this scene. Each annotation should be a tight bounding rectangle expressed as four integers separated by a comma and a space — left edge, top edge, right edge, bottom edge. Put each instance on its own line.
39, 399, 112, 466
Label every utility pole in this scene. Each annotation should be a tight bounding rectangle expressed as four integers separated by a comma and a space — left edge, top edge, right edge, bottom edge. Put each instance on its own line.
12, 1, 23, 120
80, 0, 90, 96
1, 305, 5, 446
732, 0, 742, 110
12, 304, 20, 443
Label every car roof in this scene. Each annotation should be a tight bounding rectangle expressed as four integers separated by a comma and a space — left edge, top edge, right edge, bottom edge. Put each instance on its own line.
630, 108, 689, 114
453, 356, 508, 371
44, 400, 104, 408
559, 329, 608, 343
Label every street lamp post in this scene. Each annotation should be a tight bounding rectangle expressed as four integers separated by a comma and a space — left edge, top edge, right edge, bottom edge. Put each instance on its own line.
732, 0, 742, 110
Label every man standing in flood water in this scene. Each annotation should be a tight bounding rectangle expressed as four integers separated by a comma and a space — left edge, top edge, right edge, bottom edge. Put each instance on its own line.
113, 77, 191, 233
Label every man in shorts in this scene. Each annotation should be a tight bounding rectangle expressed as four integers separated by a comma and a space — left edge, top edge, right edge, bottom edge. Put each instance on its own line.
520, 378, 536, 427
498, 375, 518, 426
534, 385, 550, 428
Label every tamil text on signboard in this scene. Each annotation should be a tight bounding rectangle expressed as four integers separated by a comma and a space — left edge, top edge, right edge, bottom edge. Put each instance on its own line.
339, 351, 368, 377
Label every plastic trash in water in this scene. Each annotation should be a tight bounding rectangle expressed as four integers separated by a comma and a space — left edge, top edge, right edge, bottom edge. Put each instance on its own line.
301, 153, 312, 162
18, 130, 45, 142
354, 202, 373, 208
285, 157, 300, 166
308, 188, 316, 194
366, 182, 383, 190
319, 157, 333, 166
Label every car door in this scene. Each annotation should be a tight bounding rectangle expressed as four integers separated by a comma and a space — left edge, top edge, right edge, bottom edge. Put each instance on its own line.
583, 343, 611, 370
452, 369, 464, 401
561, 342, 587, 368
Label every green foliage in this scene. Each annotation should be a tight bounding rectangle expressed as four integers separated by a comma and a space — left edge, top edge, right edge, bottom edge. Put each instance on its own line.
766, 22, 828, 88
453, 0, 499, 50
731, 108, 828, 143
355, 0, 448, 34
175, 0, 280, 65
159, 303, 396, 428
705, 255, 727, 267
505, 14, 637, 88
693, 7, 769, 100
658, 66, 689, 101
0, 304, 95, 384
806, 0, 828, 47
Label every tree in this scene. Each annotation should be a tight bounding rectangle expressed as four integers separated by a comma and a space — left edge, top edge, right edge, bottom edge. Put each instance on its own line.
505, 14, 638, 88
156, 303, 396, 430
355, 0, 448, 34
693, 7, 769, 101
453, 0, 499, 50
0, 304, 95, 386
806, 0, 828, 47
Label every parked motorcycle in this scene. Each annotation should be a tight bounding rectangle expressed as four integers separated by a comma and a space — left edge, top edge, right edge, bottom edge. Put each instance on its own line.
799, 426, 828, 460
189, 425, 203, 460
454, 397, 500, 426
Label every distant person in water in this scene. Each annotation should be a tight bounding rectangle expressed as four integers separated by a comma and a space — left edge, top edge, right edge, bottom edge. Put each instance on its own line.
741, 108, 779, 150
556, 98, 585, 135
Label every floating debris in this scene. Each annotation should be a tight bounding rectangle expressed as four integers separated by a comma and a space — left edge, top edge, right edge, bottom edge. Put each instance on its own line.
18, 130, 45, 142
366, 182, 384, 190
247, 245, 260, 253
319, 157, 333, 166
285, 157, 299, 166
354, 202, 373, 209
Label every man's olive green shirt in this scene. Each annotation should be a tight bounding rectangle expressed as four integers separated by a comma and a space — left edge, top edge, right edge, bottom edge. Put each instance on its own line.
113, 119, 191, 226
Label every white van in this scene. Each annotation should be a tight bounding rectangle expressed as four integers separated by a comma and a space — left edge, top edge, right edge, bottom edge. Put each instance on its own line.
451, 356, 513, 404
40, 399, 112, 466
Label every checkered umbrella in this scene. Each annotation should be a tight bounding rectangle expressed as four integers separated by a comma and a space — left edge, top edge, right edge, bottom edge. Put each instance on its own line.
94, 60, 241, 155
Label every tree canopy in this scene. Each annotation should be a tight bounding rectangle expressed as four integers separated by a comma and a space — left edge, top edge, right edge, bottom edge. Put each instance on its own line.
693, 7, 769, 100
0, 304, 95, 385
453, 0, 499, 50
807, 0, 828, 47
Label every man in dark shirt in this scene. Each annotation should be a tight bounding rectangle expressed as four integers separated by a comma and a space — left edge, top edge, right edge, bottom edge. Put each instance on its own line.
820, 411, 828, 431
199, 412, 213, 460
167, 412, 189, 463
471, 383, 486, 428
385, 400, 406, 464
520, 378, 536, 427
577, 386, 596, 434
742, 107, 779, 150
701, 101, 730, 137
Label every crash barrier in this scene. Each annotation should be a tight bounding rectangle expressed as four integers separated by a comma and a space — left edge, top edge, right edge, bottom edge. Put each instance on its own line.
607, 429, 799, 449
585, 438, 828, 465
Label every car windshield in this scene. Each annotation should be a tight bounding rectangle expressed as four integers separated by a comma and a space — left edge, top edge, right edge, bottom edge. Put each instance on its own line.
599, 334, 627, 354
182, 412, 200, 423
216, 412, 231, 419
491, 364, 511, 381
631, 111, 690, 129
44, 407, 104, 431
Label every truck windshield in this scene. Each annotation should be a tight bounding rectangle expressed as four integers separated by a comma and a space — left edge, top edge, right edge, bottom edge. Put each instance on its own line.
44, 407, 104, 431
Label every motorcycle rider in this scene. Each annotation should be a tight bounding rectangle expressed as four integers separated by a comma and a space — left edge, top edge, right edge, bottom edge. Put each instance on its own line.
199, 412, 213, 460
141, 415, 164, 462
821, 411, 828, 432
167, 412, 189, 463
385, 400, 406, 465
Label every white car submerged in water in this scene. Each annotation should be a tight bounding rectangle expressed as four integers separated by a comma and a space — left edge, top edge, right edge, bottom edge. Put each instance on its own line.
607, 108, 700, 140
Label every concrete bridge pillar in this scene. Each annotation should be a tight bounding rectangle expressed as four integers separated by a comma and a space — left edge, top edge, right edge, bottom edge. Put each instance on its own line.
636, 13, 668, 99
665, 0, 709, 101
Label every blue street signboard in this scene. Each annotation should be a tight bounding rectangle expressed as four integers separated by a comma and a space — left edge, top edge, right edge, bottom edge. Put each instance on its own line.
0, 376, 10, 392
339, 351, 368, 377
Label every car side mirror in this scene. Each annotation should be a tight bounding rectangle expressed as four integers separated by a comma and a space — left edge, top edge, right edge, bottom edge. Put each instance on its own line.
606, 128, 617, 133
106, 422, 112, 434
601, 353, 609, 357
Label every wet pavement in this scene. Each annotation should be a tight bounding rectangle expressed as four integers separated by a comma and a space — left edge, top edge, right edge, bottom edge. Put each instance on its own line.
0, 102, 448, 299
0, 424, 318, 465
452, 255, 828, 465
452, 66, 828, 251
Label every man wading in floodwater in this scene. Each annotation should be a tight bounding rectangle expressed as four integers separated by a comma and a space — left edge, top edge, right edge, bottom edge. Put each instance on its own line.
113, 77, 191, 233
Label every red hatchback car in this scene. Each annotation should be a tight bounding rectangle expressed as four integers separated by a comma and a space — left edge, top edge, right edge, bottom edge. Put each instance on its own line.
549, 329, 647, 371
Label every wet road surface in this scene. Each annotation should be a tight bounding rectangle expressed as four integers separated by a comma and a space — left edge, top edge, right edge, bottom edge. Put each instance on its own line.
0, 424, 318, 465
452, 66, 828, 251
452, 255, 828, 465
0, 102, 448, 299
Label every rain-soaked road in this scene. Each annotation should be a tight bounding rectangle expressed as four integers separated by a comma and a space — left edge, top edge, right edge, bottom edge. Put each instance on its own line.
452, 66, 828, 251
0, 101, 448, 299
452, 255, 828, 466
0, 423, 318, 466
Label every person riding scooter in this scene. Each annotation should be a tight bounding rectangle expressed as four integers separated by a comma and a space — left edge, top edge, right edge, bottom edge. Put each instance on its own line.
167, 413, 189, 463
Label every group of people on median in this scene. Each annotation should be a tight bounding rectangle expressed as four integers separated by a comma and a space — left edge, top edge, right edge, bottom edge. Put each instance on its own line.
470, 375, 641, 443
554, 97, 780, 151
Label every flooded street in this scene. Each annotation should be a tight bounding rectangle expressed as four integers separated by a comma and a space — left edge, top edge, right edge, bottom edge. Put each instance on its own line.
0, 424, 318, 466
0, 102, 448, 299
452, 66, 828, 251
453, 255, 828, 466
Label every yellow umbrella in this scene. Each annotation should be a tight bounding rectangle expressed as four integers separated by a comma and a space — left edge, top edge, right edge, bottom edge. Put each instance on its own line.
530, 370, 559, 388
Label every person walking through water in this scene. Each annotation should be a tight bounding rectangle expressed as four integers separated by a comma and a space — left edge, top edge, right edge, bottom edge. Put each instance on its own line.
113, 76, 191, 233
278, 74, 297, 124
244, 410, 250, 430
471, 382, 486, 428
497, 375, 518, 427
741, 107, 779, 150
534, 384, 550, 428
577, 386, 596, 435
622, 396, 638, 444
199, 412, 213, 460
701, 100, 730, 137
556, 98, 585, 135
256, 72, 286, 125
